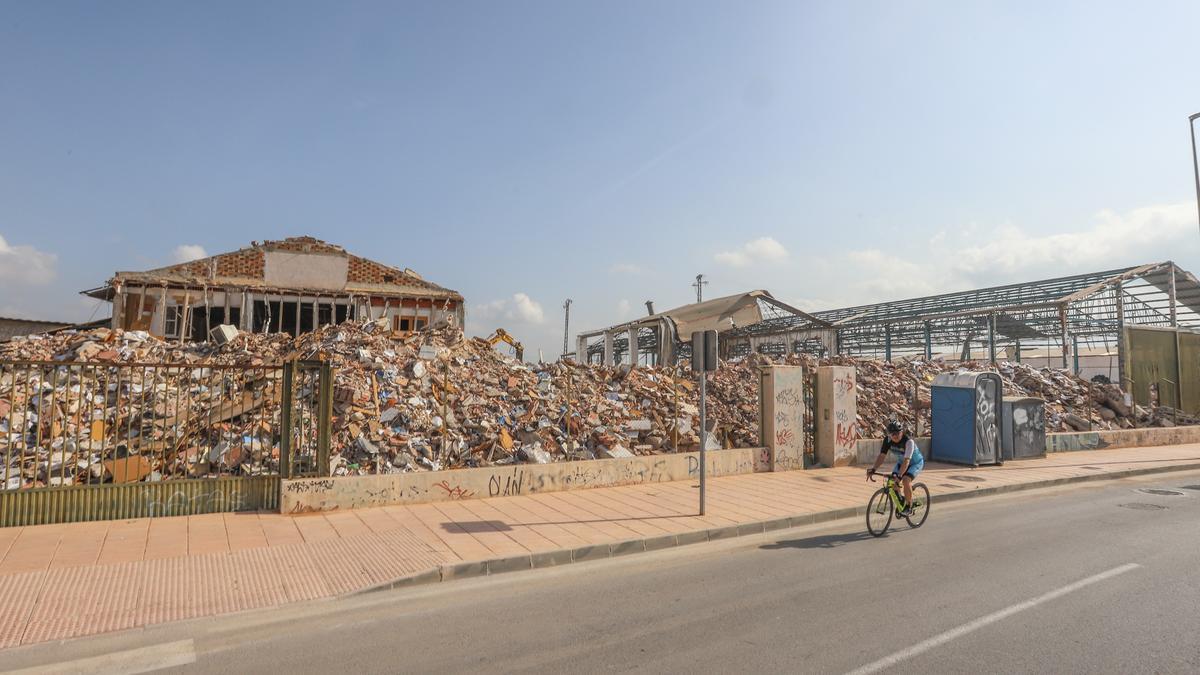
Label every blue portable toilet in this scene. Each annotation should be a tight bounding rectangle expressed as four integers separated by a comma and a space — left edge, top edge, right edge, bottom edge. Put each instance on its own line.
930, 371, 1003, 466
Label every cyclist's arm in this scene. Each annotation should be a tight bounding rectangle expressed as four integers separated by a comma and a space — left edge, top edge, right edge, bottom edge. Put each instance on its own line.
873, 449, 892, 470
873, 439, 892, 470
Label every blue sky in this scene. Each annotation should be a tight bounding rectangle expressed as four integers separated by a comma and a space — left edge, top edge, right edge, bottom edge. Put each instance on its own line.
2, 1, 1200, 358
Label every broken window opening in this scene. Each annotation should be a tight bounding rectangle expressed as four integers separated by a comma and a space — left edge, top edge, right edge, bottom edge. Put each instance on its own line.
189, 306, 224, 342
164, 306, 184, 338
280, 301, 298, 337
299, 303, 314, 334
252, 301, 269, 333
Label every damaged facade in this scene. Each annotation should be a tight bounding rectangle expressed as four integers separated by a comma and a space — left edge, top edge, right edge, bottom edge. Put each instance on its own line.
82, 237, 465, 341
576, 290, 836, 366
0, 317, 71, 343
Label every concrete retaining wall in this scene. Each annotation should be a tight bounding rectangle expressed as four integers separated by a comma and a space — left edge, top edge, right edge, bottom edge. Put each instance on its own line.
853, 425, 1200, 465
1044, 425, 1200, 452
854, 437, 931, 466
281, 447, 768, 514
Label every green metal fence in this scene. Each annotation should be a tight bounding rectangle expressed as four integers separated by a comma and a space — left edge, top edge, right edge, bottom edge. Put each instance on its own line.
1123, 325, 1200, 416
0, 359, 331, 526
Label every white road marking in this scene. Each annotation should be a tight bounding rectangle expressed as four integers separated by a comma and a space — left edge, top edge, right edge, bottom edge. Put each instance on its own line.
845, 563, 1141, 675
5, 638, 197, 674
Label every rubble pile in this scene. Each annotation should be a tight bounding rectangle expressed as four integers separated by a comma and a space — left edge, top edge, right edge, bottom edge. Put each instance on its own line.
0, 321, 759, 485
1, 321, 1189, 488
767, 354, 1166, 435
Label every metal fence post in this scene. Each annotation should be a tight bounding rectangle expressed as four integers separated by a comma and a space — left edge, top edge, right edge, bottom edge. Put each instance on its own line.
280, 361, 294, 479
318, 361, 333, 477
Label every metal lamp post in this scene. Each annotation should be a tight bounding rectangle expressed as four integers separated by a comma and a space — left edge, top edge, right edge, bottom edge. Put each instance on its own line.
1190, 112, 1200, 233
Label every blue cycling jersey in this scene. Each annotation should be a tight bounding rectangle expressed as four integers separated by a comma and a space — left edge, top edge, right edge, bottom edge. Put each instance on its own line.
879, 435, 923, 464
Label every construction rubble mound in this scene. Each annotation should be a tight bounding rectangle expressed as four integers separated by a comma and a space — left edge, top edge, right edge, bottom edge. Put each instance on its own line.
0, 321, 1185, 488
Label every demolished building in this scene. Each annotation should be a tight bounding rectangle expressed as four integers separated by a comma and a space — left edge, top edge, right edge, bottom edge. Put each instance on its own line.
81, 236, 465, 342
0, 317, 71, 342
575, 290, 837, 366
578, 263, 1200, 415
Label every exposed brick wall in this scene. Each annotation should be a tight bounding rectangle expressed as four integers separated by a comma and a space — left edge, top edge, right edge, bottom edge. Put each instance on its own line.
140, 249, 264, 280
267, 236, 345, 255
347, 256, 399, 284
346, 255, 454, 295
119, 237, 459, 298
215, 250, 265, 278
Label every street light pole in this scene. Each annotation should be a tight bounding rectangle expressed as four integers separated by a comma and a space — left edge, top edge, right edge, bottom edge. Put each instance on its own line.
1190, 113, 1200, 234
562, 299, 572, 358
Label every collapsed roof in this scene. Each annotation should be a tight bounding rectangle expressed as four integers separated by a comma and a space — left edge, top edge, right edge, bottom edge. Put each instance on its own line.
82, 236, 463, 302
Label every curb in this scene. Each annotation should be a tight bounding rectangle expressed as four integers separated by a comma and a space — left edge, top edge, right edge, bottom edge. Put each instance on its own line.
348, 461, 1200, 597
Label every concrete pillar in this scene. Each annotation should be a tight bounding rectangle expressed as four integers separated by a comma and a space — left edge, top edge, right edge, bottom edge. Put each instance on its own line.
151, 288, 166, 336
1169, 264, 1178, 327
815, 366, 858, 467
603, 332, 614, 366
628, 326, 638, 367
111, 289, 125, 330
988, 313, 997, 364
758, 365, 806, 471
576, 336, 587, 363
1059, 306, 1070, 370
1116, 281, 1126, 389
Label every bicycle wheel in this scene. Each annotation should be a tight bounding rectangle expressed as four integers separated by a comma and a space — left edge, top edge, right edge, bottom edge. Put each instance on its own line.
904, 483, 931, 528
866, 488, 893, 537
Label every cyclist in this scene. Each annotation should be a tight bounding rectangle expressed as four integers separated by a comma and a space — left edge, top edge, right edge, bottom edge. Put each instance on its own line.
867, 420, 924, 516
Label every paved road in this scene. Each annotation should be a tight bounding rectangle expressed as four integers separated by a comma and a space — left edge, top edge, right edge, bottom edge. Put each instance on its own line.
3, 471, 1200, 674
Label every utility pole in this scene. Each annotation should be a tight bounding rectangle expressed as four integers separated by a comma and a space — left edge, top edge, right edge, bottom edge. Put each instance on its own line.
562, 299, 572, 358
692, 274, 707, 303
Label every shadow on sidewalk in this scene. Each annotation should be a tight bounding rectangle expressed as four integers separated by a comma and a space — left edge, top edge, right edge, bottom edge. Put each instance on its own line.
759, 530, 882, 550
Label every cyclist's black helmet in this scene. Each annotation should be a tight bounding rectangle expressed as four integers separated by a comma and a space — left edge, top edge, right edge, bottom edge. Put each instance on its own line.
885, 420, 903, 435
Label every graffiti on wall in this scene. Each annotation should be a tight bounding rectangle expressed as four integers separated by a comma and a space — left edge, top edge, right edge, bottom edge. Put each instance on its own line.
1010, 404, 1045, 458
975, 376, 999, 462
832, 369, 859, 462
765, 367, 806, 470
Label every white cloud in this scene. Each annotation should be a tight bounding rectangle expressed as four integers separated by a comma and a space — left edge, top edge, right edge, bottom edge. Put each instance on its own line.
821, 201, 1200, 307
616, 299, 632, 318
172, 244, 207, 263
715, 237, 789, 267
475, 292, 546, 325
512, 293, 545, 323
947, 202, 1193, 280
609, 262, 644, 275
0, 234, 57, 285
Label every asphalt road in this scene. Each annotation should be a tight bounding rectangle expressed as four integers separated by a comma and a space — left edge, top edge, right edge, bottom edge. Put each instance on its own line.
3, 470, 1200, 675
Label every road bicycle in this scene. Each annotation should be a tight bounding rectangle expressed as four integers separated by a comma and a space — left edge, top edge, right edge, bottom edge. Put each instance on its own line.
865, 471, 930, 536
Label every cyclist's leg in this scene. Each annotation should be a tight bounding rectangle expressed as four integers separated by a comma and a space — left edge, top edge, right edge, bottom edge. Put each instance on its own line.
891, 461, 908, 508
903, 460, 924, 507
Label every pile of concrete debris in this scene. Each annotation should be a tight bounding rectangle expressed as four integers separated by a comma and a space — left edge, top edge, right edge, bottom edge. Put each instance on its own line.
780, 354, 1165, 435
0, 321, 760, 485
0, 320, 1182, 488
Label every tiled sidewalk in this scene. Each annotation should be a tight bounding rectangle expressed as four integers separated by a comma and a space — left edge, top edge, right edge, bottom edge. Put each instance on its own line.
1, 444, 1199, 648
